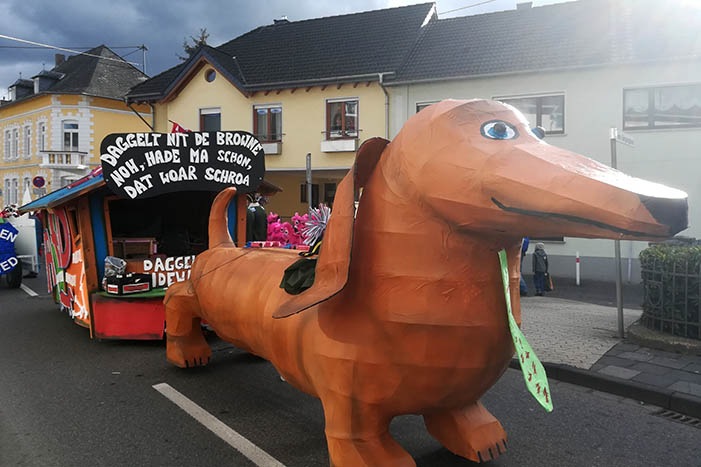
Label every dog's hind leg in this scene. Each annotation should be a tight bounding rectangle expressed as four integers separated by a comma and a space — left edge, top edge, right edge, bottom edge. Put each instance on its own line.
423, 401, 507, 463
165, 280, 211, 368
321, 392, 415, 467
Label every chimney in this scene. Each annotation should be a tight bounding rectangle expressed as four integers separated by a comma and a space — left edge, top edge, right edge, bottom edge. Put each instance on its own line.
516, 2, 533, 10
55, 53, 65, 67
273, 16, 289, 25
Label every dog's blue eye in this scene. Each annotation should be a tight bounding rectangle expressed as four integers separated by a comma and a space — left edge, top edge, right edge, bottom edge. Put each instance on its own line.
481, 121, 518, 140
532, 126, 546, 140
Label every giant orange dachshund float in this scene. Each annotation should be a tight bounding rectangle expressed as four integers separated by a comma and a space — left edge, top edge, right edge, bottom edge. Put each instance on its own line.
165, 100, 687, 466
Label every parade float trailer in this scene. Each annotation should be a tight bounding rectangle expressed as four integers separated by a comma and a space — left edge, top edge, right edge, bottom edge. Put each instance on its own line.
19, 131, 276, 340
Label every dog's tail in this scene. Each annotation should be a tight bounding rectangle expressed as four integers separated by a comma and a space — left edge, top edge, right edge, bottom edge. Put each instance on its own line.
208, 187, 237, 249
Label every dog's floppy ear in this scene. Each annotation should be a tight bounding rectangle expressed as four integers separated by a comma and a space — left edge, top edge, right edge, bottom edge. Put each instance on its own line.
273, 137, 389, 318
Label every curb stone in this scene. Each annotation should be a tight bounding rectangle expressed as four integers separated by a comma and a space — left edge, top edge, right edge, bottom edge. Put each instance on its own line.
509, 359, 701, 419
626, 322, 701, 356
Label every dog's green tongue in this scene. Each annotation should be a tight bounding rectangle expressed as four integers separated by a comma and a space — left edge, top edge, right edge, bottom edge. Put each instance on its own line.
498, 249, 553, 412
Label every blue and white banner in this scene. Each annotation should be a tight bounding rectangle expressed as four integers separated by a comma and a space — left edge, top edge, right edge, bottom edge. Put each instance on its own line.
0, 222, 19, 275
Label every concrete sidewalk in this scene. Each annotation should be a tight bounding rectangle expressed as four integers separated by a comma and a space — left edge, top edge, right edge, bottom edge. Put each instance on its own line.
517, 295, 701, 419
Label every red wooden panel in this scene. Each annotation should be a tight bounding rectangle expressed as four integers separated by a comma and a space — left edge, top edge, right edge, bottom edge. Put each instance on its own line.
91, 294, 165, 340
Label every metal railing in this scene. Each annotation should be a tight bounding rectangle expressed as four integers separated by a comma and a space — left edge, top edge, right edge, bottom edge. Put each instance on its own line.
40, 151, 88, 169
641, 257, 701, 340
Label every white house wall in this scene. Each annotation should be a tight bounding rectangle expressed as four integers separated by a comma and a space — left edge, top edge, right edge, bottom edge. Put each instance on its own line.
389, 60, 701, 281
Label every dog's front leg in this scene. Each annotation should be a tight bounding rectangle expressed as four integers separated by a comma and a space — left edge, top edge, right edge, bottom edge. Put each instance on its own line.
164, 280, 211, 368
423, 400, 507, 463
321, 391, 415, 467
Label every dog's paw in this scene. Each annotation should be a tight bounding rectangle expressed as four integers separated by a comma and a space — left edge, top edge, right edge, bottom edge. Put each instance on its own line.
183, 356, 211, 368
476, 439, 507, 463
166, 334, 212, 369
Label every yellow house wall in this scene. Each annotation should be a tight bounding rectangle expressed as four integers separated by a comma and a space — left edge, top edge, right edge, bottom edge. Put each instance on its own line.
263, 170, 349, 219
1, 93, 150, 205
58, 95, 82, 106
1, 95, 53, 204
92, 96, 150, 113
153, 63, 386, 218
91, 105, 153, 164
156, 64, 387, 169
0, 94, 51, 116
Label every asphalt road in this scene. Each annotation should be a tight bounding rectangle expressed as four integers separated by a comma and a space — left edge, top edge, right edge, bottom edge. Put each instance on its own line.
1, 285, 699, 467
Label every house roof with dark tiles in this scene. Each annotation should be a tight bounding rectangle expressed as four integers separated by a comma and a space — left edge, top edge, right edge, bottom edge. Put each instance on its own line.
48, 45, 148, 97
2, 45, 148, 108
11, 79, 33, 88
127, 3, 435, 100
390, 0, 701, 84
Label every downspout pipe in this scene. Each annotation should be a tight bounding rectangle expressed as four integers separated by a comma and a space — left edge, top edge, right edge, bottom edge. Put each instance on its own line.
149, 103, 156, 131
378, 73, 390, 140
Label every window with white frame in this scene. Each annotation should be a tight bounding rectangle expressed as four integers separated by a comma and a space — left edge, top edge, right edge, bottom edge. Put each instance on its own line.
497, 94, 565, 134
199, 108, 221, 131
12, 178, 18, 204
23, 125, 31, 158
23, 177, 30, 197
39, 122, 47, 151
416, 101, 438, 113
3, 177, 19, 205
253, 105, 282, 142
624, 84, 701, 130
62, 121, 79, 151
326, 99, 358, 139
4, 130, 10, 161
12, 128, 19, 159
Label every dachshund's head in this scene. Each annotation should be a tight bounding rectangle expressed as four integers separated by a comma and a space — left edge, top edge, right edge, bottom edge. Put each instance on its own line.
273, 99, 688, 318
386, 99, 687, 240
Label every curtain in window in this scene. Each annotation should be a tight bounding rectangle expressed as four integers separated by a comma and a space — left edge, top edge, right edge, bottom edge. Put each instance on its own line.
4, 131, 10, 160
12, 129, 18, 159
344, 102, 357, 137
541, 96, 564, 132
270, 107, 282, 140
624, 89, 649, 128
24, 127, 31, 157
255, 107, 282, 142
654, 85, 701, 126
329, 102, 343, 138
256, 109, 269, 141
501, 97, 538, 128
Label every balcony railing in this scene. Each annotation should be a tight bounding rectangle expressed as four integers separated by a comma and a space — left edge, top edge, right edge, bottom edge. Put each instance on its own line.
40, 151, 88, 169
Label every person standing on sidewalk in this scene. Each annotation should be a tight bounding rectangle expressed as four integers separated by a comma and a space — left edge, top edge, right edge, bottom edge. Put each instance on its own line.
532, 242, 548, 296
520, 237, 529, 296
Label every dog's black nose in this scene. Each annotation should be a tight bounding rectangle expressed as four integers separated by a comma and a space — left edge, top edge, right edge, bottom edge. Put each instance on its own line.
639, 194, 689, 236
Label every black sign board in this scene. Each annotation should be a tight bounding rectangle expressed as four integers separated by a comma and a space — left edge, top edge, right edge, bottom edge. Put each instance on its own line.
99, 131, 265, 200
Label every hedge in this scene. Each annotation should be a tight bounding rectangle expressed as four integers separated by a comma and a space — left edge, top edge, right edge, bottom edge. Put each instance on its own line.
640, 242, 701, 340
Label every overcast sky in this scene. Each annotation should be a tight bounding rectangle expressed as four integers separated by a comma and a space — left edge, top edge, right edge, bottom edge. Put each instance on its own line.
0, 0, 571, 98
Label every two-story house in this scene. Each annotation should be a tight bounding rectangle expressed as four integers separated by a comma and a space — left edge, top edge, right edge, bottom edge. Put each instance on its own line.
126, 3, 435, 218
385, 0, 701, 280
0, 45, 151, 206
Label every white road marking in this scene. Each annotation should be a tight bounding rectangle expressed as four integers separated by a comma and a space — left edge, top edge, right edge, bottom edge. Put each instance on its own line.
153, 382, 286, 467
20, 284, 38, 297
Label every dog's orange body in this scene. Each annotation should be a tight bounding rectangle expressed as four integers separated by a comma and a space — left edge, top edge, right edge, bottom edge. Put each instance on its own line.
165, 100, 687, 466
